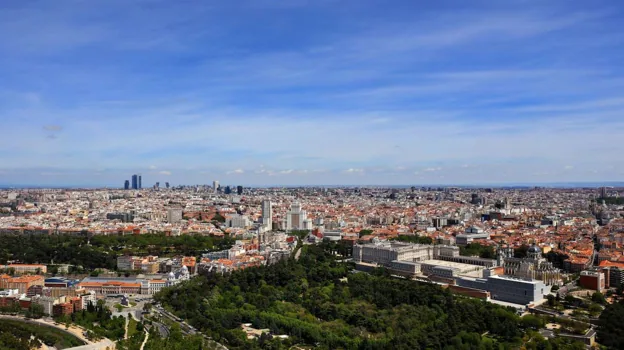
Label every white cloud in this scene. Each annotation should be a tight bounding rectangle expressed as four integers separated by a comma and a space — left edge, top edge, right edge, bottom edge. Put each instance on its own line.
227, 169, 244, 174
564, 165, 574, 170
159, 170, 172, 175
345, 168, 364, 173
0, 3, 622, 186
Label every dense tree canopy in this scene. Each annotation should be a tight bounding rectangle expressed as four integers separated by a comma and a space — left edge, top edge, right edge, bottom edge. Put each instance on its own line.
596, 197, 624, 205
391, 235, 433, 245
155, 245, 582, 349
459, 243, 496, 259
598, 300, 624, 349
0, 233, 234, 270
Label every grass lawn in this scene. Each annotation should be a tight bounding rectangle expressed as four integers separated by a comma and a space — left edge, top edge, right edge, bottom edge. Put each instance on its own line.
127, 317, 138, 338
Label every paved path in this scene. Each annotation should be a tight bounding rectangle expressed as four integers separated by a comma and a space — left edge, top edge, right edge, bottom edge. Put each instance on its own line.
139, 329, 149, 350
124, 317, 129, 340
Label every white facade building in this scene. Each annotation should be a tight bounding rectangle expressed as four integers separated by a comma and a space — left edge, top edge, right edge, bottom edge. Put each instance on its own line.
79, 291, 96, 309
286, 202, 308, 231
227, 214, 251, 228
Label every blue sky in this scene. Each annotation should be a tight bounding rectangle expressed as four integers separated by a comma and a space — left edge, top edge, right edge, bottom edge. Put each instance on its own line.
1, 0, 624, 186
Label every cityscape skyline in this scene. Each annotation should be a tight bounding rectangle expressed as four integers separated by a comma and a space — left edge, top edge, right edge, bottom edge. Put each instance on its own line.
1, 0, 624, 186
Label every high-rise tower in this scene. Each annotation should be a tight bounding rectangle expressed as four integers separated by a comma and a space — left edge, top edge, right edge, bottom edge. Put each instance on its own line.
262, 200, 272, 228
131, 174, 138, 189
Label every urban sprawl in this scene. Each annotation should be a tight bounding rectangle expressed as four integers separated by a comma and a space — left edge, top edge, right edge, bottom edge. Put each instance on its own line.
1, 182, 624, 346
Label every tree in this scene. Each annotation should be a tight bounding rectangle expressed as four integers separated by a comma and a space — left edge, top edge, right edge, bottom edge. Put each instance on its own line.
520, 315, 545, 330
547, 294, 557, 307
25, 303, 45, 319
598, 300, 624, 349
592, 291, 606, 305
359, 229, 373, 238
212, 213, 226, 223
565, 294, 577, 304
588, 303, 602, 316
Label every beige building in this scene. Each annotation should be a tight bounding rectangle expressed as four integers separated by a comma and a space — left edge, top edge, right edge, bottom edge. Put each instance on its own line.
6, 264, 47, 274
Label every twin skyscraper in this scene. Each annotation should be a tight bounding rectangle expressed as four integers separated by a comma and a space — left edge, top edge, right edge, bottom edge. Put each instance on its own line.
123, 174, 142, 190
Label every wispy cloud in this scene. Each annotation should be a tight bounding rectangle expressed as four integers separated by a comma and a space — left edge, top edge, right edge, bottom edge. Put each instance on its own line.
0, 1, 622, 185
345, 168, 364, 173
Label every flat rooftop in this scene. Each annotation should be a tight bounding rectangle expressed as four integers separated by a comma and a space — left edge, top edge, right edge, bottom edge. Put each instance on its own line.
488, 274, 541, 285
419, 259, 486, 277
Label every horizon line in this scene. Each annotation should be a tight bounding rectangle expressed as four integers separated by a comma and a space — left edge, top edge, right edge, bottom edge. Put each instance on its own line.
1, 181, 624, 190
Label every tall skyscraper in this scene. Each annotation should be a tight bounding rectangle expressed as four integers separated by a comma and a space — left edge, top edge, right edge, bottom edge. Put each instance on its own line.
155, 182, 160, 188
262, 200, 272, 228
600, 187, 607, 199
236, 185, 243, 195
131, 174, 138, 189
124, 180, 130, 190
224, 186, 232, 194
213, 180, 219, 192
165, 182, 170, 189
138, 175, 142, 189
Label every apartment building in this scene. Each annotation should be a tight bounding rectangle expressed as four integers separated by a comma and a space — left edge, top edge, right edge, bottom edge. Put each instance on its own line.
0, 275, 45, 294
6, 264, 47, 274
